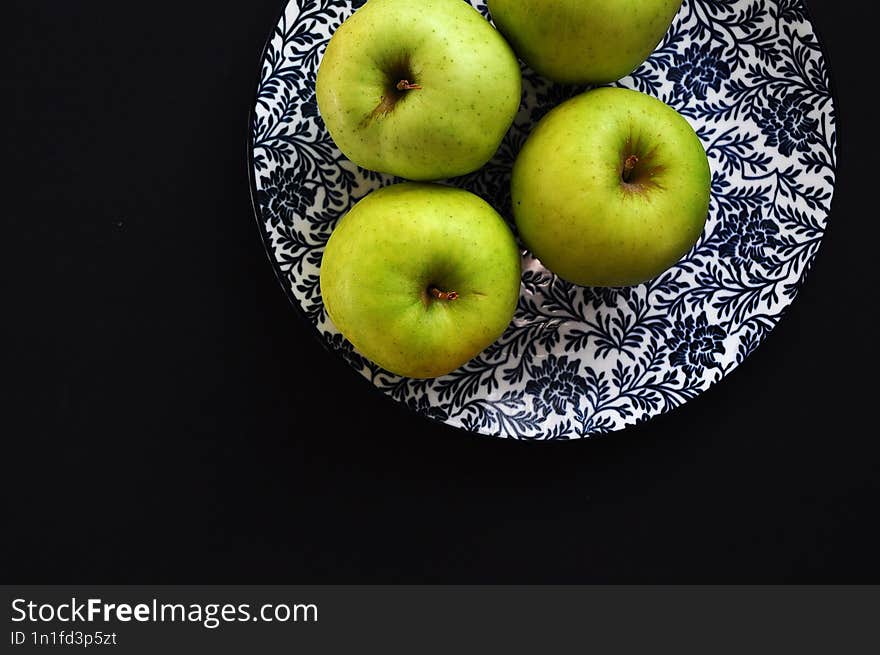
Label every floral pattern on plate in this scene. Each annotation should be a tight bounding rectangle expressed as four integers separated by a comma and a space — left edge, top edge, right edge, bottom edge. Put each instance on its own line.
250, 0, 837, 440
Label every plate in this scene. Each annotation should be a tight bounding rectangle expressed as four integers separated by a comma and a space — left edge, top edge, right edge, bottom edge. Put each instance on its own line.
248, 0, 837, 440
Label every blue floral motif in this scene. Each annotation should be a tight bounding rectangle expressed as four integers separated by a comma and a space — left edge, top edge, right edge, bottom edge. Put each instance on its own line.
717, 210, 780, 266
758, 95, 819, 156
250, 0, 837, 440
667, 43, 731, 100
259, 166, 315, 228
525, 355, 588, 418
668, 313, 727, 375
406, 396, 449, 423
300, 83, 322, 127
586, 286, 633, 309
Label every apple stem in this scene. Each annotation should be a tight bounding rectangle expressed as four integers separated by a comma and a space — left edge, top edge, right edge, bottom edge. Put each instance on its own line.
622, 155, 639, 183
430, 287, 459, 301
396, 79, 422, 91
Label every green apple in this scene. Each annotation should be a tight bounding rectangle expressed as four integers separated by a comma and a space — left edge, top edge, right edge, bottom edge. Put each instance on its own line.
488, 0, 682, 84
316, 0, 522, 181
512, 87, 710, 287
320, 182, 522, 378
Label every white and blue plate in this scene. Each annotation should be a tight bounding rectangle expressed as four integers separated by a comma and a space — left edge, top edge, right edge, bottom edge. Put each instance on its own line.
249, 0, 837, 440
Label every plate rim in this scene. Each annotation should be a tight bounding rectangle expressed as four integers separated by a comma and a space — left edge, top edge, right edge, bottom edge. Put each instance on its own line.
245, 0, 841, 443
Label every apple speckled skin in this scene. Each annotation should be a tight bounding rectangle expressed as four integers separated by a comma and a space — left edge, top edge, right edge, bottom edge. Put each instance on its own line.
512, 88, 711, 287
320, 183, 522, 379
488, 0, 683, 84
316, 0, 522, 181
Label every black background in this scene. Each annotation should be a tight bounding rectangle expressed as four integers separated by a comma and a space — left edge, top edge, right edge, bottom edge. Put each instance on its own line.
2, 1, 876, 583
